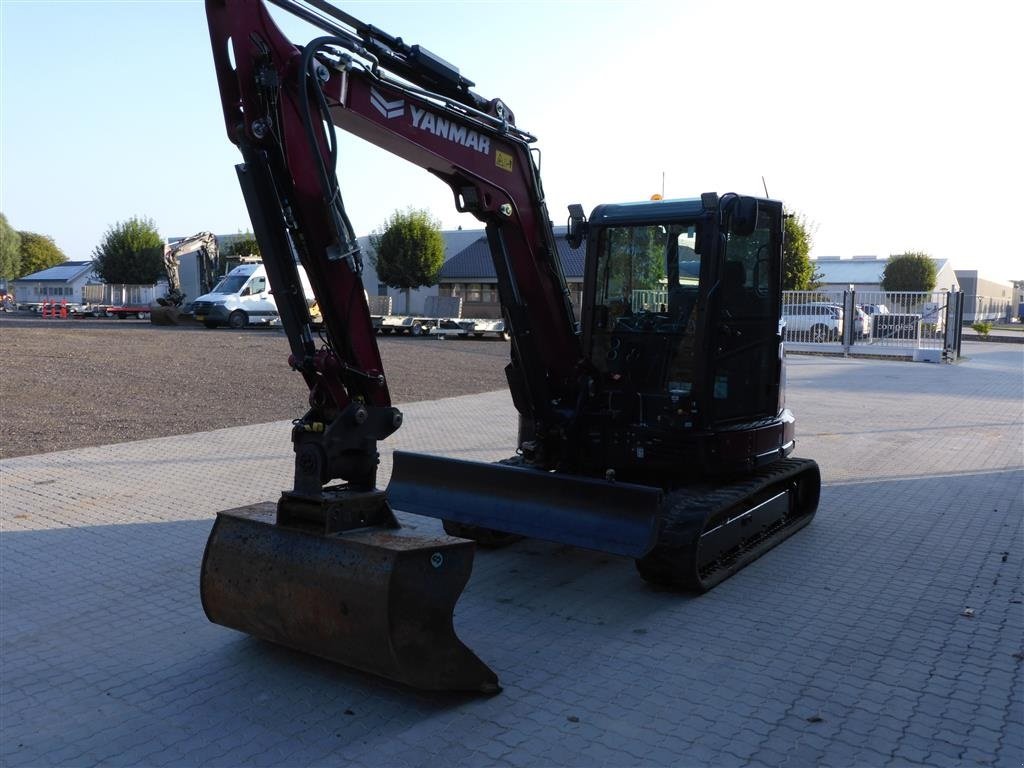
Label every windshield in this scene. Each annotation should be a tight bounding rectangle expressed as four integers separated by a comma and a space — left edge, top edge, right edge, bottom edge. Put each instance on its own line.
211, 274, 248, 294
589, 221, 704, 394
593, 223, 702, 333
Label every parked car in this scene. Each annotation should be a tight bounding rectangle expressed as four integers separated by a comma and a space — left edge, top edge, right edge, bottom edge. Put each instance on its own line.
850, 305, 872, 338
782, 302, 844, 342
861, 303, 890, 316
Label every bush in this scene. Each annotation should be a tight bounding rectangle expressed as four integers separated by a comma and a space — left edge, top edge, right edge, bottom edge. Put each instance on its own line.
92, 217, 164, 284
0, 213, 21, 280
971, 322, 992, 337
225, 231, 260, 259
782, 212, 821, 291
881, 252, 937, 292
18, 231, 67, 276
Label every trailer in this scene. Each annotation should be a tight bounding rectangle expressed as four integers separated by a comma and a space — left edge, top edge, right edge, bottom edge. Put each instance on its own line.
376, 314, 435, 335
82, 283, 164, 318
369, 295, 508, 339
430, 318, 510, 340
369, 295, 442, 336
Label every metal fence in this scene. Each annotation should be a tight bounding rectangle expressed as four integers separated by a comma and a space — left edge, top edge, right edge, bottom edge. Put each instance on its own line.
782, 289, 964, 360
632, 289, 667, 310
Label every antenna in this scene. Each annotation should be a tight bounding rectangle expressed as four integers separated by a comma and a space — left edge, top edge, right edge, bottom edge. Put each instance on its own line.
761, 176, 770, 197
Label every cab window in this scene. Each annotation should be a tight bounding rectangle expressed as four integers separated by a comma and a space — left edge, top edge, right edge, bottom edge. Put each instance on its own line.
720, 207, 776, 318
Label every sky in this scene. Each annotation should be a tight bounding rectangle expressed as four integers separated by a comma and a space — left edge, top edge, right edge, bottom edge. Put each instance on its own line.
1, 0, 1021, 283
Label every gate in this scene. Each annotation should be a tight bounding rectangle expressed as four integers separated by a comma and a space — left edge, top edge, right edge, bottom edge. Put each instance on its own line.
782, 290, 964, 360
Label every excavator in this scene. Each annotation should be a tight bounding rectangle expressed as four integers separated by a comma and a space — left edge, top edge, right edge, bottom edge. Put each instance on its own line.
149, 231, 219, 324
200, 0, 821, 693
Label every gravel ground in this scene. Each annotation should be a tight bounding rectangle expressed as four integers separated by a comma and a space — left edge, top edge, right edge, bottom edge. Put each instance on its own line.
0, 313, 509, 459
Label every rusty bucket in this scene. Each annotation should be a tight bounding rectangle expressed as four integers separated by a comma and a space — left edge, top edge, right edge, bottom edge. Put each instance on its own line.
200, 502, 499, 693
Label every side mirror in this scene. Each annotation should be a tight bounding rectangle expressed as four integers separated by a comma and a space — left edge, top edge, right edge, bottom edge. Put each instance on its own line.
729, 196, 759, 237
566, 203, 588, 249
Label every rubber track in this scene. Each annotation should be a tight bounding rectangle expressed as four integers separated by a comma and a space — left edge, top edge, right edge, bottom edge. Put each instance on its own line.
636, 457, 820, 592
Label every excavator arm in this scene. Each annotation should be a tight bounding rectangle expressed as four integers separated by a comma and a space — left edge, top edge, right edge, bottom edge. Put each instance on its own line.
327, 71, 583, 430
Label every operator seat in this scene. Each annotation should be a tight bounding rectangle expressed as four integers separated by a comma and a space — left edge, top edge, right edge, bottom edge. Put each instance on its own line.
722, 260, 749, 310
668, 285, 698, 329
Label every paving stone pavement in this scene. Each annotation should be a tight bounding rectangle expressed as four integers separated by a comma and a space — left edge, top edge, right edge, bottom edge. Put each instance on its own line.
2, 344, 1022, 768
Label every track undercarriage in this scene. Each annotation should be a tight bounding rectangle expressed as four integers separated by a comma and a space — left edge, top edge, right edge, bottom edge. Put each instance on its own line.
635, 457, 820, 591
394, 453, 821, 592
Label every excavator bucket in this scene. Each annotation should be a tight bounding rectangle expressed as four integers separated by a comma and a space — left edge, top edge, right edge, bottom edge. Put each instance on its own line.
149, 304, 199, 325
200, 502, 500, 693
148, 304, 181, 325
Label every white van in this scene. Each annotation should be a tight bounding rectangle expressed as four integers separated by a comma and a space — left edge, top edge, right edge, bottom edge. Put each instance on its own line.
191, 263, 315, 329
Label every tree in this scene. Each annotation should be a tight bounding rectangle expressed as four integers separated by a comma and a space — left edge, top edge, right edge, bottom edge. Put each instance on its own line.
881, 251, 937, 292
369, 208, 445, 312
225, 231, 260, 259
91, 217, 165, 284
17, 231, 67, 276
0, 213, 21, 281
782, 212, 821, 291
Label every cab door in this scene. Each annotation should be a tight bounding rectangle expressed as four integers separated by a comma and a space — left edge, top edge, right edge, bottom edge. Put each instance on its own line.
242, 273, 276, 323
709, 201, 784, 424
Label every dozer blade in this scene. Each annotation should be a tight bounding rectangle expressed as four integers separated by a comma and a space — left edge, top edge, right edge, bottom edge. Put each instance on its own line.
387, 451, 664, 558
200, 502, 500, 693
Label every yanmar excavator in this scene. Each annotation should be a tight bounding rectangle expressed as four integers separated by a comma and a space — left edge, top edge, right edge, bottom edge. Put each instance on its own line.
200, 0, 821, 693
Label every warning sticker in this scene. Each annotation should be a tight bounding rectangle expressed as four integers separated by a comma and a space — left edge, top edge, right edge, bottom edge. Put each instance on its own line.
495, 150, 514, 172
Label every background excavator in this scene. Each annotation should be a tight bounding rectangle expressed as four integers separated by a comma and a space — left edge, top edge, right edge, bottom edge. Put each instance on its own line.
150, 231, 220, 325
200, 0, 821, 694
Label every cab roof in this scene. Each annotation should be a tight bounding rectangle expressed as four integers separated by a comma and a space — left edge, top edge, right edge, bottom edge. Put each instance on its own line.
227, 264, 262, 276
589, 195, 781, 227
589, 197, 707, 226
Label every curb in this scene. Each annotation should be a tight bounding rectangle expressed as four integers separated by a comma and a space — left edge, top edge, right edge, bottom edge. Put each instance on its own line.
962, 334, 1024, 344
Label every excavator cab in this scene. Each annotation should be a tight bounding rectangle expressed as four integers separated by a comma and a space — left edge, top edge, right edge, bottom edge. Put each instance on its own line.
576, 194, 789, 484
394, 194, 818, 589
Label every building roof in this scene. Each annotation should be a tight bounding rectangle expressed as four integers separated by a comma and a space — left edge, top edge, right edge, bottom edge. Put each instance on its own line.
813, 256, 949, 285
437, 237, 488, 279
439, 233, 584, 281
13, 261, 95, 283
